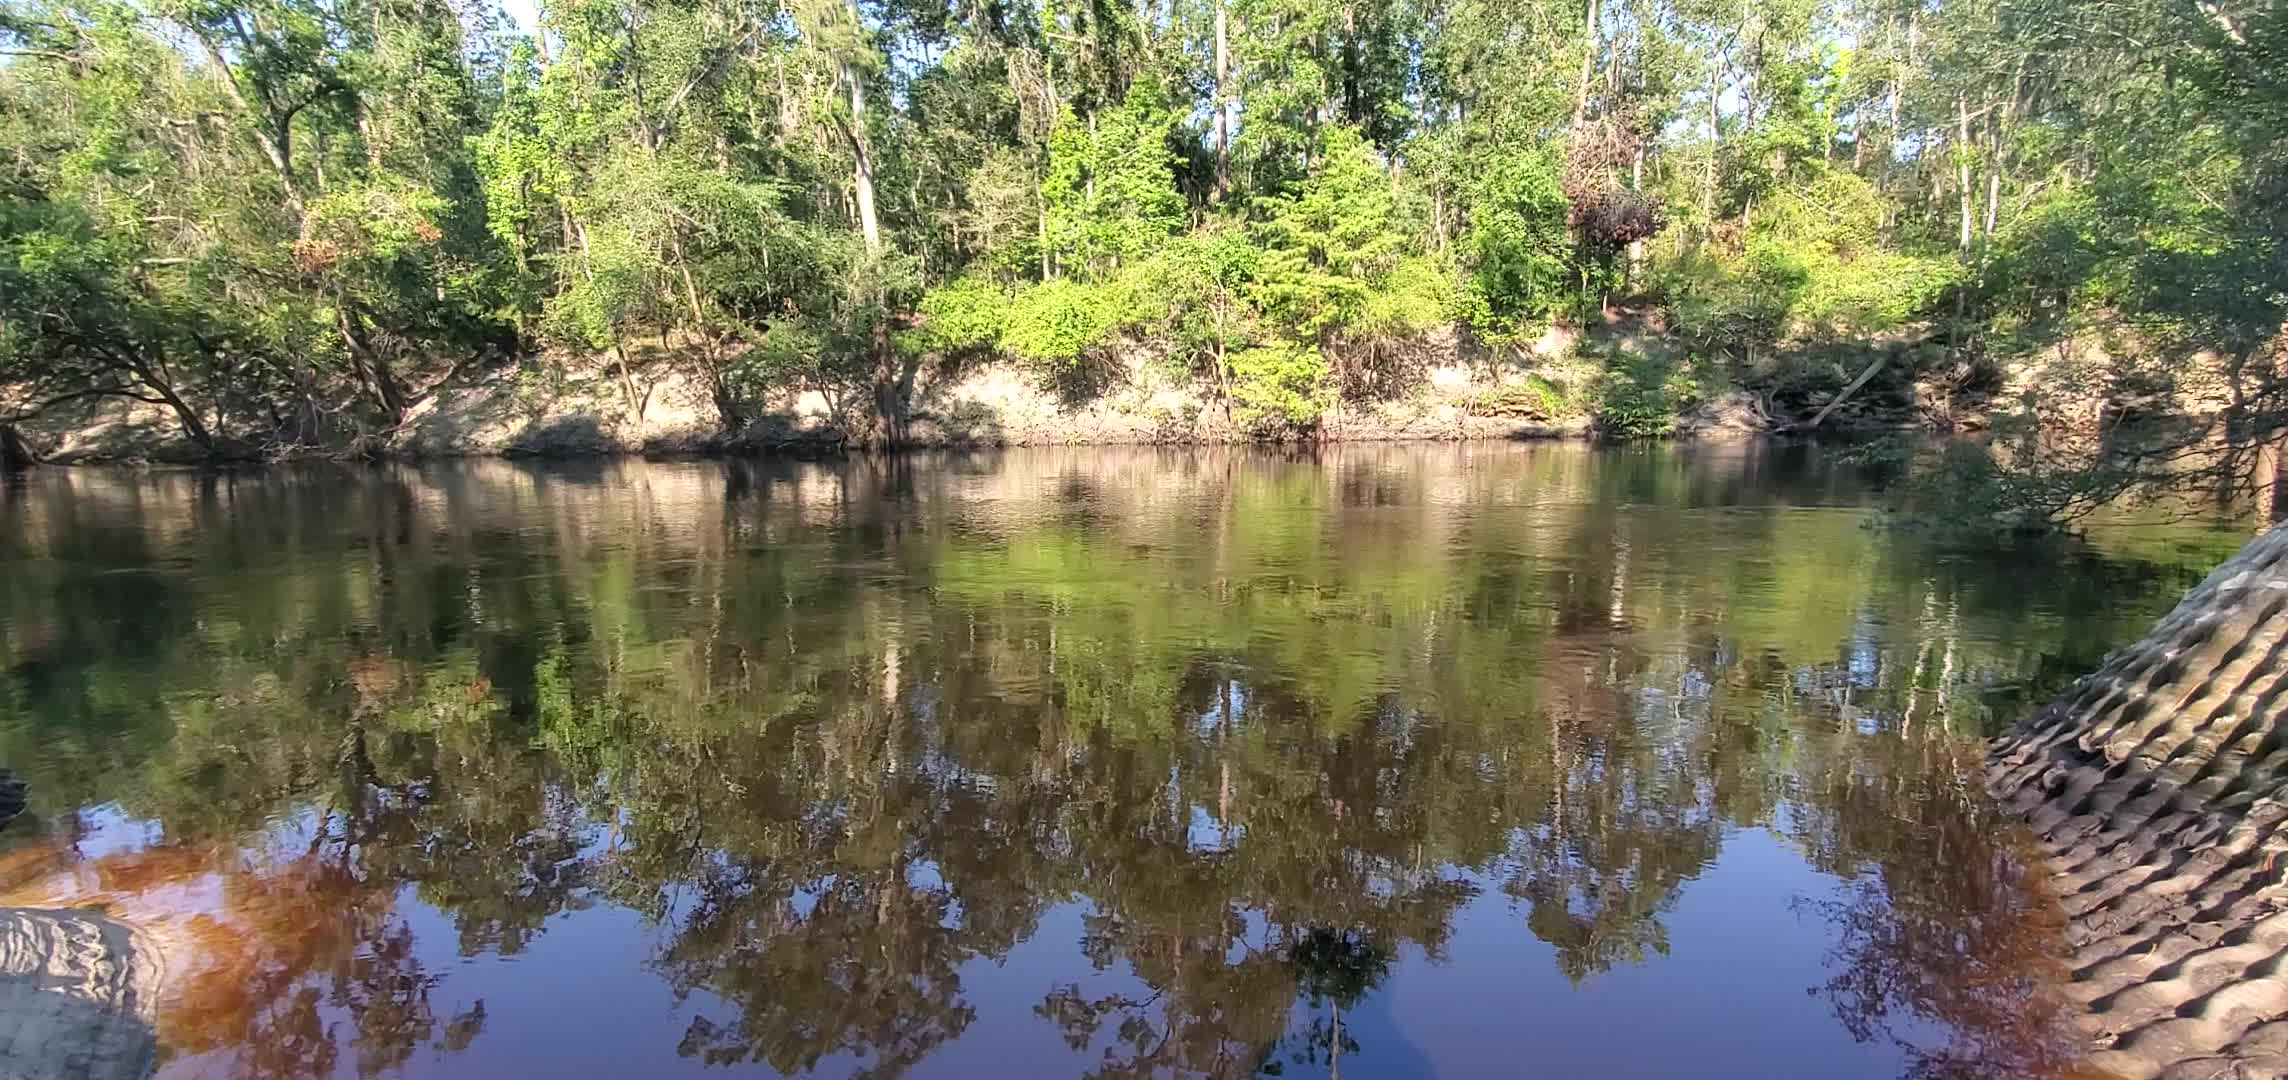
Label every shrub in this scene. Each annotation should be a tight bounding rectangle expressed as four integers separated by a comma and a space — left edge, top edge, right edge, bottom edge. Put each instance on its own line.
1573, 343, 1718, 438
1461, 150, 1574, 342
909, 274, 1011, 354
1660, 168, 1956, 349
997, 278, 1134, 368
1228, 342, 1329, 429
1467, 375, 1571, 419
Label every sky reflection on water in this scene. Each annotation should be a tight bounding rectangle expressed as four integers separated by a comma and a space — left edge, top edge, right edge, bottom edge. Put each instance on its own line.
0, 442, 2254, 1079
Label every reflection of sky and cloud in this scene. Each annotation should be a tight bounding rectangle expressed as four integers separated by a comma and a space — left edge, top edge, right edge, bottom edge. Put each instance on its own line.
0, 443, 2254, 1078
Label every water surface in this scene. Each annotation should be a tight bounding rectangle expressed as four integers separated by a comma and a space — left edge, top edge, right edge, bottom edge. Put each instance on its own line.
0, 443, 2254, 1079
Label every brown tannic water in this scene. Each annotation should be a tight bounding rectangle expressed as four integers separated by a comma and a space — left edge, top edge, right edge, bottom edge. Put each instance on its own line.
0, 443, 2257, 1079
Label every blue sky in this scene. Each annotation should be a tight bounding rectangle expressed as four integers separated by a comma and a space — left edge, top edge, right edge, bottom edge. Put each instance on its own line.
499, 0, 539, 36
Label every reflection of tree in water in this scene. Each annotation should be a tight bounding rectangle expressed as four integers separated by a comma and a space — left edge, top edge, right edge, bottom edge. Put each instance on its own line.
0, 646, 553, 1079
1278, 927, 1393, 1077
1790, 733, 2082, 1080
1034, 925, 1309, 1080
1031, 922, 1403, 1080
0, 449, 2216, 1078
661, 867, 979, 1078
1503, 634, 1725, 983
7, 826, 492, 1080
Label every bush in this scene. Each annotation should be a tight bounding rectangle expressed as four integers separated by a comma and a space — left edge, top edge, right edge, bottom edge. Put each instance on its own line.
1659, 168, 1956, 349
1572, 343, 1718, 438
1592, 371, 1678, 437
1461, 150, 1574, 342
997, 278, 1134, 369
1467, 375, 1570, 419
1228, 342, 1329, 429
1357, 255, 1461, 338
909, 274, 1011, 354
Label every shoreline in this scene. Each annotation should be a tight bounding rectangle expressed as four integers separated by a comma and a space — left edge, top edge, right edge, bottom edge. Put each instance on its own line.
4, 332, 1939, 469
0, 422, 1869, 472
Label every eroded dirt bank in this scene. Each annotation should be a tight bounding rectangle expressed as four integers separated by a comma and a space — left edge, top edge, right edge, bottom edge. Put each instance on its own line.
11, 323, 1946, 463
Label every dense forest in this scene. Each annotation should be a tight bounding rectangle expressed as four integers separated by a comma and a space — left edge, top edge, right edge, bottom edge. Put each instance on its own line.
1, 0, 2283, 500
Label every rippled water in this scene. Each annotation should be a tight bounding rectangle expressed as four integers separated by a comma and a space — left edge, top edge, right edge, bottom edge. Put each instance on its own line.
0, 442, 2257, 1079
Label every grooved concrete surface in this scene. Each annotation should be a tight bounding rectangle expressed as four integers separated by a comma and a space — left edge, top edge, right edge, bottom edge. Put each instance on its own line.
0, 907, 160, 1080
1994, 524, 2288, 1080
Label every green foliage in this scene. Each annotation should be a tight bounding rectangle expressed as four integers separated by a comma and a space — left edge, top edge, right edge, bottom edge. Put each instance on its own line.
1747, 171, 1956, 334
1665, 169, 1955, 350
1249, 125, 1409, 342
996, 277, 1134, 367
1, 0, 2280, 482
1118, 227, 1263, 376
1570, 342, 1717, 438
1040, 81, 1186, 277
0, 189, 231, 446
1227, 341, 1329, 428
909, 273, 1011, 354
1358, 255, 1461, 339
1459, 150, 1574, 340
1524, 374, 1571, 418
1465, 375, 1570, 419
957, 148, 1044, 279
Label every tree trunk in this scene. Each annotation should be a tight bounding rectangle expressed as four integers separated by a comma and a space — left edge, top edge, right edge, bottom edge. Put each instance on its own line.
1039, 189, 1052, 279
1884, 76, 1899, 176
1571, 0, 1601, 129
846, 80, 880, 253
1704, 62, 1721, 222
1627, 146, 1645, 286
1214, 0, 1231, 200
1893, 9, 1916, 214
1984, 87, 2015, 237
870, 322, 911, 447
141, 367, 215, 453
336, 305, 410, 428
842, 0, 883, 257
1341, 3, 1361, 125
668, 230, 737, 433
0, 423, 35, 472
1956, 93, 1974, 252
565, 217, 647, 433
1984, 156, 2002, 236
1808, 352, 1889, 429
186, 29, 305, 216
611, 343, 646, 436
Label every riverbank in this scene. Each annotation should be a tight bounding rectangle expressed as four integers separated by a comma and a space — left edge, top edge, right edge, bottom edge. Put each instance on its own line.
8, 322, 1943, 464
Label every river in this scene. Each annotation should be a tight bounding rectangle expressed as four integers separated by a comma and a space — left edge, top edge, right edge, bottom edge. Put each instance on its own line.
0, 442, 2256, 1079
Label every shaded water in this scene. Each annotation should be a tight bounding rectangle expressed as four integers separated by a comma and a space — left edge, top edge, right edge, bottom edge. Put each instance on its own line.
0, 442, 2256, 1079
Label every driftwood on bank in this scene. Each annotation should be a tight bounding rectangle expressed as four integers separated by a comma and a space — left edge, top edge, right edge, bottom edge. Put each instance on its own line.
1992, 523, 2288, 1080
1806, 353, 1891, 429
